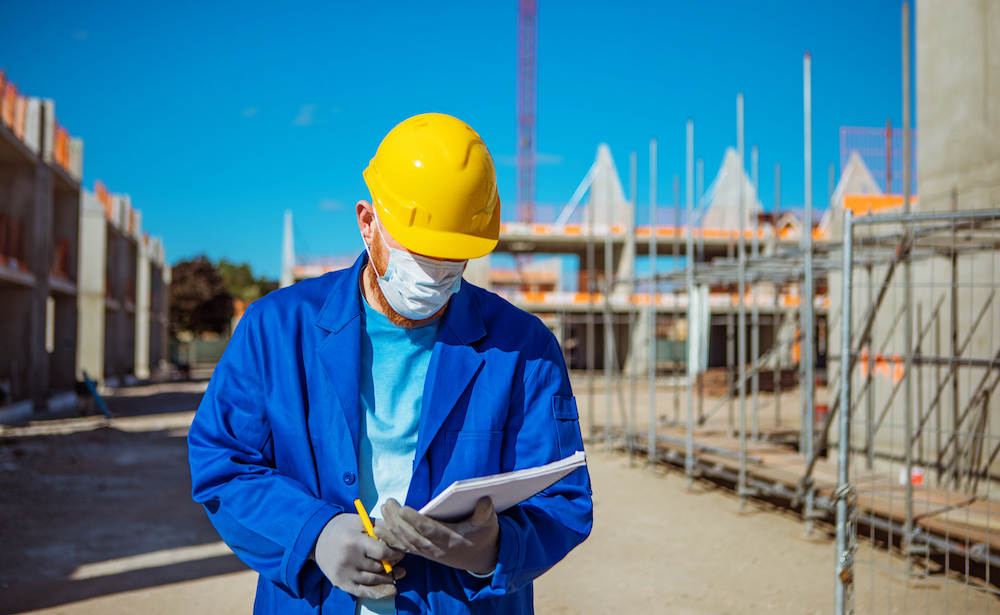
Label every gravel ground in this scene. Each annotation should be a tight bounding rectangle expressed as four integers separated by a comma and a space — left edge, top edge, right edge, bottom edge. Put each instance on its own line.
0, 378, 994, 614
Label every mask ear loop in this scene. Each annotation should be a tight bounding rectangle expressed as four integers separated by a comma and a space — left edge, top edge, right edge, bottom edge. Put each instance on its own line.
364, 210, 385, 278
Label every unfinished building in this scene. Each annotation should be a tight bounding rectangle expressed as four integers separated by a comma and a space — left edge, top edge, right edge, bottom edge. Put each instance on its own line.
0, 75, 84, 412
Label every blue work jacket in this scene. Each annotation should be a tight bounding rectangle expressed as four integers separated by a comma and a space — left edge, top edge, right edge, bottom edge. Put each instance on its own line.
188, 253, 593, 614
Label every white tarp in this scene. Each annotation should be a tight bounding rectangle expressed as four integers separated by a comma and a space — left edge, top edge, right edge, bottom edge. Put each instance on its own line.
687, 284, 710, 375
701, 147, 763, 230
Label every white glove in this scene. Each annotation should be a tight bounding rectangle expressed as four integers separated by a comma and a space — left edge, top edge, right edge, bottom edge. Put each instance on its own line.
313, 513, 406, 599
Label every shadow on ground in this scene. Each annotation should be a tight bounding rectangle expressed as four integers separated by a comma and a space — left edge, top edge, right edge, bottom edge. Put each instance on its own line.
0, 383, 249, 614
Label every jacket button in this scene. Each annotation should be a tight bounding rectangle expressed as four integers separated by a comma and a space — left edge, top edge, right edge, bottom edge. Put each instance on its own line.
343, 472, 356, 485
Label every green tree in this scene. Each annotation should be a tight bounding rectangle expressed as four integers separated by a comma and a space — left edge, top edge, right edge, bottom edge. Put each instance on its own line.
217, 258, 269, 303
170, 257, 234, 337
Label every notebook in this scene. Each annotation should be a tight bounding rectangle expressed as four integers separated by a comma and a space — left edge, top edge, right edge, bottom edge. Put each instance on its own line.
419, 450, 587, 521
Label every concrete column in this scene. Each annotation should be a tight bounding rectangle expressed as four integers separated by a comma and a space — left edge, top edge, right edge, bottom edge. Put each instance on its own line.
28, 128, 53, 411
76, 191, 107, 382
134, 236, 151, 380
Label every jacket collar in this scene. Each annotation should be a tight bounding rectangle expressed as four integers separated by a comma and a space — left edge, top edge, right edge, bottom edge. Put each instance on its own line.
315, 252, 366, 334
315, 250, 487, 347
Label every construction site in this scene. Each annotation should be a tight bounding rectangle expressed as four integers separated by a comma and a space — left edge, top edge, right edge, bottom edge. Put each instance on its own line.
268, 3, 1000, 611
2, 0, 999, 613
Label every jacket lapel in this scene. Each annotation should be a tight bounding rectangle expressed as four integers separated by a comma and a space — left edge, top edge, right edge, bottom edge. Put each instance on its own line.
314, 253, 366, 460
414, 283, 487, 464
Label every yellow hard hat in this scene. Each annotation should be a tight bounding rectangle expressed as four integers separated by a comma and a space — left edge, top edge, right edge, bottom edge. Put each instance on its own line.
363, 113, 501, 260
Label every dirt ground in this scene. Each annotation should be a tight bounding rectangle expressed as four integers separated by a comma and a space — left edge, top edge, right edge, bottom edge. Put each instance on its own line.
1, 377, 995, 614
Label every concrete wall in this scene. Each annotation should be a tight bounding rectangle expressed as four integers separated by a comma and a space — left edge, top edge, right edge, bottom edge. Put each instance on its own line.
917, 0, 1000, 211
825, 0, 1000, 492
149, 261, 168, 373
829, 236, 1000, 492
0, 165, 37, 403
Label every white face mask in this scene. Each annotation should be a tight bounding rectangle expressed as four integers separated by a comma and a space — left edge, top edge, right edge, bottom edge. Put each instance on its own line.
363, 214, 466, 320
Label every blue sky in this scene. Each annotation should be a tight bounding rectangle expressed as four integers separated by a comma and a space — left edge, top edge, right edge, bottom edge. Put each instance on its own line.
1, 1, 914, 278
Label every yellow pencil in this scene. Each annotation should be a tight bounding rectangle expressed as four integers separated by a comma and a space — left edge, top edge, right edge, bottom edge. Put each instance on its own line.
354, 499, 393, 574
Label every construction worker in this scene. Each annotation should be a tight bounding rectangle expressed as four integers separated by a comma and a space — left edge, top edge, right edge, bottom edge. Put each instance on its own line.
188, 113, 593, 614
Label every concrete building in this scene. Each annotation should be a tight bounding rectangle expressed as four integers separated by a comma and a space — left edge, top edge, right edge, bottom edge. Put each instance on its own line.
0, 77, 84, 412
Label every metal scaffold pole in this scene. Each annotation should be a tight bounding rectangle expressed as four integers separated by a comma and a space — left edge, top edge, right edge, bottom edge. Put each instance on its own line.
727, 235, 736, 440
751, 144, 760, 441
587, 167, 596, 442
901, 0, 915, 569
673, 176, 681, 426
834, 210, 855, 615
737, 93, 750, 508
685, 119, 696, 486
774, 162, 782, 427
696, 158, 705, 423
604, 149, 615, 454
802, 51, 817, 532
629, 150, 638, 464
648, 137, 658, 464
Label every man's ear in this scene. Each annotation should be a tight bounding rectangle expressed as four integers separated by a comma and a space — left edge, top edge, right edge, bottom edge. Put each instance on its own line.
357, 200, 375, 245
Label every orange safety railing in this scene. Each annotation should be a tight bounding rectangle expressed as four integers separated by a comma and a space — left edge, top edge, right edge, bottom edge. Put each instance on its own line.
95, 180, 114, 221
0, 212, 27, 270
1, 70, 79, 175
54, 123, 71, 172
0, 71, 16, 129
51, 238, 72, 280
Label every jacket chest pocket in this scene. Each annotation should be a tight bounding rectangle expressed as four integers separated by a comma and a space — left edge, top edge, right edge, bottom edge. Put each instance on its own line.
552, 395, 583, 458
438, 430, 503, 484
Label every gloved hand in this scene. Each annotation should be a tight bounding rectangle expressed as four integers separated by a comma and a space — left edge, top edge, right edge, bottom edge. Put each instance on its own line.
313, 513, 406, 599
375, 497, 499, 576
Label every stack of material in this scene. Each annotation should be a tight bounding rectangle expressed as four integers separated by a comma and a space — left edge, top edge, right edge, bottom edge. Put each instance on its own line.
699, 368, 731, 397
756, 370, 799, 392
698, 367, 799, 396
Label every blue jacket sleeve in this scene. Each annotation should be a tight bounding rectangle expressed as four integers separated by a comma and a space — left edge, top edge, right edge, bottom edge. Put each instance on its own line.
460, 334, 594, 598
187, 303, 341, 599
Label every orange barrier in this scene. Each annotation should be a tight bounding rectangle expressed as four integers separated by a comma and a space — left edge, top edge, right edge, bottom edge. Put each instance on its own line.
95, 180, 114, 221
859, 346, 906, 382
54, 124, 69, 170
0, 77, 16, 128
843, 194, 920, 216
499, 290, 817, 310
12, 94, 25, 140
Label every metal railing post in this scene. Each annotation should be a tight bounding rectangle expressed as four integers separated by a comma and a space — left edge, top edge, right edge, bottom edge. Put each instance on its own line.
834, 210, 855, 615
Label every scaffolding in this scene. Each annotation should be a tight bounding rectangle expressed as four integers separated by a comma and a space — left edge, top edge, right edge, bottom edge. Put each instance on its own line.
489, 33, 1000, 614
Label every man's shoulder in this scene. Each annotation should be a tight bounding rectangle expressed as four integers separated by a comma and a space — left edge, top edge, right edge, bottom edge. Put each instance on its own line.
244, 269, 349, 325
464, 283, 555, 351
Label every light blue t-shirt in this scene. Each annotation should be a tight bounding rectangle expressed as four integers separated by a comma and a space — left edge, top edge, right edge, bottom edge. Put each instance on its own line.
357, 295, 440, 615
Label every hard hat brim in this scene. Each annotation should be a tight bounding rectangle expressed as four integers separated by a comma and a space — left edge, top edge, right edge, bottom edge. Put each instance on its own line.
375, 199, 500, 260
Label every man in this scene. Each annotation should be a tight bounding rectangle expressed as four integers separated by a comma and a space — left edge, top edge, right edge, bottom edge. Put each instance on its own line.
188, 113, 592, 614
